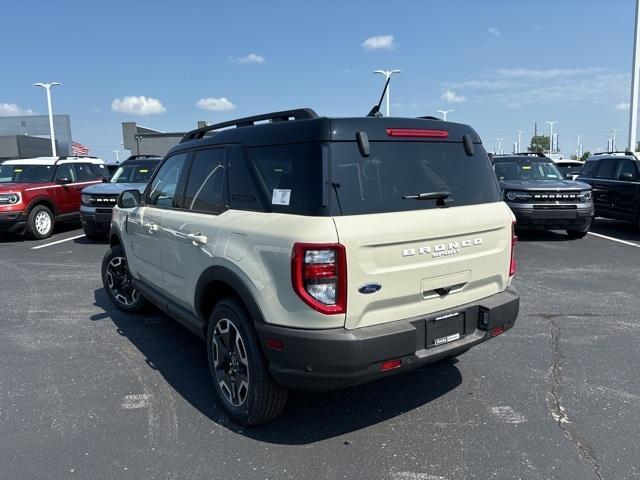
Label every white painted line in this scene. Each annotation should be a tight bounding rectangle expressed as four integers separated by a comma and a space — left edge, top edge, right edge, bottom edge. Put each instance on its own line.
31, 234, 86, 250
588, 232, 640, 248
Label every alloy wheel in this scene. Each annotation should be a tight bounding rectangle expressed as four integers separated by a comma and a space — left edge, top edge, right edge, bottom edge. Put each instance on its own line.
106, 256, 139, 306
212, 318, 250, 407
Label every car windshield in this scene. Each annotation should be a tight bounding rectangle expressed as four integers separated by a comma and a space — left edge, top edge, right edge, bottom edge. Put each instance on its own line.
493, 158, 565, 181
0, 164, 53, 183
110, 161, 158, 183
557, 163, 583, 175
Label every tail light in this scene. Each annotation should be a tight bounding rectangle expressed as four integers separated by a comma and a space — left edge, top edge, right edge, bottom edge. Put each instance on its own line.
386, 128, 449, 138
292, 243, 347, 314
509, 221, 517, 277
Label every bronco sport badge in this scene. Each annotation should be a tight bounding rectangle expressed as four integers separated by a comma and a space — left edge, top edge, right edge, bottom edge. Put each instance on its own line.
402, 238, 483, 258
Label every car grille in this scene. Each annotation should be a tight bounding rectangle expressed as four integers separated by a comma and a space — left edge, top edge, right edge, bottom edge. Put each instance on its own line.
88, 194, 118, 207
530, 191, 582, 203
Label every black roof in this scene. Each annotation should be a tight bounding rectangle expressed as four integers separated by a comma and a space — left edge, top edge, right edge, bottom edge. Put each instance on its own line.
121, 155, 162, 164
169, 108, 482, 156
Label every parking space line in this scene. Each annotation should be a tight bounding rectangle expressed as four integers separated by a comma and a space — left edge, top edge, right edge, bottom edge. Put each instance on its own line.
588, 232, 640, 248
30, 234, 86, 250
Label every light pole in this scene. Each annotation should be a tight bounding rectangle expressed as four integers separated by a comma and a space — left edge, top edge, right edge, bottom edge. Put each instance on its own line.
545, 121, 558, 153
610, 129, 620, 151
517, 130, 525, 152
629, 0, 640, 151
576, 135, 582, 159
496, 138, 504, 154
113, 150, 121, 163
374, 69, 401, 117
34, 82, 61, 156
437, 109, 452, 121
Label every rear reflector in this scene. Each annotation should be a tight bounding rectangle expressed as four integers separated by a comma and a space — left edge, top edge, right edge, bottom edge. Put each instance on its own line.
489, 326, 504, 337
266, 337, 284, 351
386, 128, 449, 138
380, 359, 402, 371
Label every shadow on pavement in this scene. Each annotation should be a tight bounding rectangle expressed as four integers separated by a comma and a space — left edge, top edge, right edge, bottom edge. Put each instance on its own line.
0, 220, 82, 244
91, 288, 463, 445
515, 229, 573, 242
590, 218, 640, 242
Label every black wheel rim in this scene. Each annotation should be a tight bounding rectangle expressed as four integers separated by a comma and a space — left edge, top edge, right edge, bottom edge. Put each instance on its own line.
212, 318, 250, 407
106, 256, 139, 306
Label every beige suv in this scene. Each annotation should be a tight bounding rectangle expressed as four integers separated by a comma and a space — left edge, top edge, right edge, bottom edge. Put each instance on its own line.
102, 108, 519, 425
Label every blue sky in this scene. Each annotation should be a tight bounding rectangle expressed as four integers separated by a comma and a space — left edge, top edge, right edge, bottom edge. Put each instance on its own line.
1, 0, 638, 161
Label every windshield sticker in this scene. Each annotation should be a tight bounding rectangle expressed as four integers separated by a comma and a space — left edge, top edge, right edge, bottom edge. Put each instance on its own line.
272, 189, 291, 206
14, 169, 23, 172
522, 165, 532, 170
139, 169, 148, 173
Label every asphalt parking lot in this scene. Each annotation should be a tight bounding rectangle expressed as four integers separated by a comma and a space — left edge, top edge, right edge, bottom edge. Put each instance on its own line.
1, 219, 639, 480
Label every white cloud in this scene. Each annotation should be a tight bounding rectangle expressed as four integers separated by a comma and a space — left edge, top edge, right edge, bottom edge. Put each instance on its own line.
617, 102, 630, 110
0, 102, 34, 116
446, 67, 628, 107
196, 97, 236, 111
442, 89, 466, 103
362, 35, 394, 50
488, 27, 500, 36
235, 53, 266, 64
111, 96, 166, 115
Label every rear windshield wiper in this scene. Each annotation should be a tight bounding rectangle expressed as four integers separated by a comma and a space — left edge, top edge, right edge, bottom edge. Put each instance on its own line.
402, 191, 450, 201
402, 191, 451, 208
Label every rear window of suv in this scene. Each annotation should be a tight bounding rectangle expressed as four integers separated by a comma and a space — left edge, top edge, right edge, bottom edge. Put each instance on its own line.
330, 141, 500, 215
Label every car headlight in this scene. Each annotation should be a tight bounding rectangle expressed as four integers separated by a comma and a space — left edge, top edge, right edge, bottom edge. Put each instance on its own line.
81, 194, 92, 205
0, 193, 21, 205
580, 191, 592, 202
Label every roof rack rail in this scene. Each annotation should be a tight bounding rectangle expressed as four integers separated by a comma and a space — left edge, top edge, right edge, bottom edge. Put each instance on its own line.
592, 150, 635, 156
494, 152, 546, 157
180, 108, 319, 143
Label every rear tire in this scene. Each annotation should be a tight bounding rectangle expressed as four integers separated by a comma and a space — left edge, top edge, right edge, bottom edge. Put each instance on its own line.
26, 205, 54, 240
566, 229, 588, 239
101, 245, 146, 313
207, 299, 288, 426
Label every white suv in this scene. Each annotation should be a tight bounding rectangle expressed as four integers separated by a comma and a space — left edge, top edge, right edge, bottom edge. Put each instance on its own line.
102, 109, 519, 425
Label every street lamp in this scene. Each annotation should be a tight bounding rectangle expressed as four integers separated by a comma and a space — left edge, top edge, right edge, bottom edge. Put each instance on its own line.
629, 0, 640, 151
437, 109, 452, 121
610, 129, 620, 151
576, 134, 582, 159
517, 130, 525, 152
496, 138, 504, 154
545, 121, 558, 153
34, 82, 61, 156
374, 69, 401, 117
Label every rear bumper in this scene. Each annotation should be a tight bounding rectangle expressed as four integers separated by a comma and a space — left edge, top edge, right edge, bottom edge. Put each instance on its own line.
509, 203, 594, 230
0, 211, 27, 234
256, 287, 519, 392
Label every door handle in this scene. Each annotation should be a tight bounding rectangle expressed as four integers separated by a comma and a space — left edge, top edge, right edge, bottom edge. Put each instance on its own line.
147, 223, 160, 234
186, 232, 208, 245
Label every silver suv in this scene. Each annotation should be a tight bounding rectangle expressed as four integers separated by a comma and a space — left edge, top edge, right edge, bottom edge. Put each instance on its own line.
102, 108, 519, 425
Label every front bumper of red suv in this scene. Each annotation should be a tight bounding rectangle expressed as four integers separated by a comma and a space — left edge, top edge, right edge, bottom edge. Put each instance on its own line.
0, 211, 27, 234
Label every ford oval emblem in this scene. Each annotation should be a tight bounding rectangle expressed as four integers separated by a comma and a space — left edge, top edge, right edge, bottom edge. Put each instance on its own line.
358, 283, 382, 295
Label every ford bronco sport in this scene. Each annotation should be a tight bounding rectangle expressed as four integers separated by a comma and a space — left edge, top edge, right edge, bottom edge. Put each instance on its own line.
103, 108, 519, 425
0, 156, 108, 239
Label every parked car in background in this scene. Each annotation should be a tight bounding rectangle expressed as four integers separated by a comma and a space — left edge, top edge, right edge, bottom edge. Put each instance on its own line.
103, 108, 519, 425
554, 159, 584, 180
0, 156, 108, 239
492, 153, 594, 238
576, 152, 640, 230
80, 155, 161, 239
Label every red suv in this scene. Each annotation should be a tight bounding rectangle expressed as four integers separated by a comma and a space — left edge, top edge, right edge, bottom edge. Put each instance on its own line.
0, 156, 108, 239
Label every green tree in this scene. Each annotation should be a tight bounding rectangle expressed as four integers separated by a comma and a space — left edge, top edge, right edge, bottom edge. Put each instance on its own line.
580, 150, 590, 162
528, 135, 550, 154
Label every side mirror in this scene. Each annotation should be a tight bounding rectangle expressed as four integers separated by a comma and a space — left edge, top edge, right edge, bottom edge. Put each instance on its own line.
101, 177, 109, 183
117, 189, 141, 208
565, 172, 573, 179
57, 177, 72, 185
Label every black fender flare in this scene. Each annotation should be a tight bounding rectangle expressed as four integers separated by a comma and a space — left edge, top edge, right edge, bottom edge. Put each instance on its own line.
194, 265, 267, 328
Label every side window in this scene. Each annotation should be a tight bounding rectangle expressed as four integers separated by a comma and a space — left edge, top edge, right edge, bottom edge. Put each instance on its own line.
580, 160, 599, 177
183, 148, 228, 213
594, 158, 618, 179
74, 163, 98, 181
55, 164, 76, 182
147, 153, 188, 208
615, 159, 639, 181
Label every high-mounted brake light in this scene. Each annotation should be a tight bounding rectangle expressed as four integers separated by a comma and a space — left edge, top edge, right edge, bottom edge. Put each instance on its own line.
509, 221, 517, 277
386, 128, 449, 138
292, 243, 347, 315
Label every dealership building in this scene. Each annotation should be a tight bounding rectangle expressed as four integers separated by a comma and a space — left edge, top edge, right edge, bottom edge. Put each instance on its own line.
0, 115, 72, 160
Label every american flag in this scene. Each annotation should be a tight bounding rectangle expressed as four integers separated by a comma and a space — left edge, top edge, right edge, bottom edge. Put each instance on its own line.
72, 142, 90, 156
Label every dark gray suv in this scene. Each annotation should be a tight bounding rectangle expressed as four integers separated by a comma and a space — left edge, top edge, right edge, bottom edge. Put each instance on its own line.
492, 153, 594, 238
